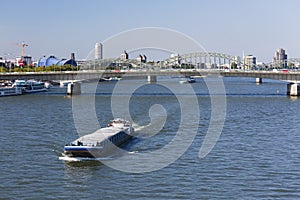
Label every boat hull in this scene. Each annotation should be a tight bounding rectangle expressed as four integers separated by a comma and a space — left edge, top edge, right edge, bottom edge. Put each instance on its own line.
25, 88, 47, 93
64, 146, 104, 158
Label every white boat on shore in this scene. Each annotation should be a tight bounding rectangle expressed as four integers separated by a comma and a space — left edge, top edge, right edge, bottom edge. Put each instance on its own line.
63, 118, 135, 158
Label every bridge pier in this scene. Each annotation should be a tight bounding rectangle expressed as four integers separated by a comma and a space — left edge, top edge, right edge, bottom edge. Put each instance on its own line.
67, 82, 81, 95
287, 83, 300, 96
256, 77, 262, 84
147, 75, 157, 83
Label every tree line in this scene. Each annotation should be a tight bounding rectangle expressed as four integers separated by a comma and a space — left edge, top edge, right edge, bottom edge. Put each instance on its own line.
0, 65, 80, 72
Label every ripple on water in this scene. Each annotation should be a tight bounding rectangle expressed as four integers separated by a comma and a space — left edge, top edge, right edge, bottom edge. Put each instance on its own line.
1, 78, 300, 199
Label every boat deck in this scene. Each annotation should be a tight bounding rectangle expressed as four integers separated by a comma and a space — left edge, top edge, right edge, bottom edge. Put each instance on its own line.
75, 127, 126, 145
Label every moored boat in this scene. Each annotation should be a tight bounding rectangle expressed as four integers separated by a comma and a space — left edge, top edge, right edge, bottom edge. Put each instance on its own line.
24, 80, 47, 93
63, 118, 135, 158
13, 80, 47, 93
0, 87, 23, 97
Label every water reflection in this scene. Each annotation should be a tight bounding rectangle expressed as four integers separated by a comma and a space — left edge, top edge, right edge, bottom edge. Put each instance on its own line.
288, 96, 299, 101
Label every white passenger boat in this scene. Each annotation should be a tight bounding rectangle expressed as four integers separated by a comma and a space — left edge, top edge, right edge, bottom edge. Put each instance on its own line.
12, 80, 26, 88
24, 80, 47, 93
13, 80, 47, 93
63, 118, 135, 158
0, 87, 23, 97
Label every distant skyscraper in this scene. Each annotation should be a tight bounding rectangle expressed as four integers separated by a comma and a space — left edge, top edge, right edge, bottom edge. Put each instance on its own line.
273, 48, 287, 68
95, 42, 103, 60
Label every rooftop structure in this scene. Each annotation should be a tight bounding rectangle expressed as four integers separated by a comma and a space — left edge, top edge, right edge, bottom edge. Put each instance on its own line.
136, 54, 147, 63
120, 50, 129, 61
38, 53, 77, 67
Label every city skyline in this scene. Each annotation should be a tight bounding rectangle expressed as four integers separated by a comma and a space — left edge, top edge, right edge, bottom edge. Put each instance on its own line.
1, 0, 300, 62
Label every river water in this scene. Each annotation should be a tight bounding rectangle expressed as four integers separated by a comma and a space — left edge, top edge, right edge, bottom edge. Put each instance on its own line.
1, 77, 300, 199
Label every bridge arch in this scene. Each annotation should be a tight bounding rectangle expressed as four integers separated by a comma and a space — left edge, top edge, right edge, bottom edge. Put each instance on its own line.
81, 54, 300, 71
286, 58, 300, 68
264, 58, 300, 69
163, 52, 242, 69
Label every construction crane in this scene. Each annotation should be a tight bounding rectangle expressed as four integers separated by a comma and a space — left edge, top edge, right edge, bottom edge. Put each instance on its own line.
21, 41, 28, 57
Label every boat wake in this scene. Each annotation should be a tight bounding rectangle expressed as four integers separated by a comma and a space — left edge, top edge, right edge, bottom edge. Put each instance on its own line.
133, 123, 150, 132
59, 150, 139, 162
127, 150, 139, 154
132, 120, 165, 138
59, 154, 114, 162
132, 105, 167, 137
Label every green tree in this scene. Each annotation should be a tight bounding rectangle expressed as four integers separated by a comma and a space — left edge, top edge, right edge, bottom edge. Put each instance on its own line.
288, 62, 295, 69
231, 62, 237, 69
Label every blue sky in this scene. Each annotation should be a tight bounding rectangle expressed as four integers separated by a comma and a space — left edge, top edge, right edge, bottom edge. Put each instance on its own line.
1, 0, 299, 62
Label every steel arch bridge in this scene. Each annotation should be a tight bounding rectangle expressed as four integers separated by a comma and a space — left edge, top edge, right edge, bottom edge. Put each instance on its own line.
81, 58, 149, 70
163, 52, 242, 69
80, 53, 300, 71
264, 58, 300, 69
287, 58, 300, 63
81, 52, 242, 70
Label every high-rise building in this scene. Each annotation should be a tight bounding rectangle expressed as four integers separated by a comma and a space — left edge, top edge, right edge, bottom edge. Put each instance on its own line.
95, 42, 103, 60
243, 55, 256, 70
273, 48, 287, 68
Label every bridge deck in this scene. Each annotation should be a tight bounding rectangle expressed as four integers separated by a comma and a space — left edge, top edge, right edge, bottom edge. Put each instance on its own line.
1, 70, 300, 82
